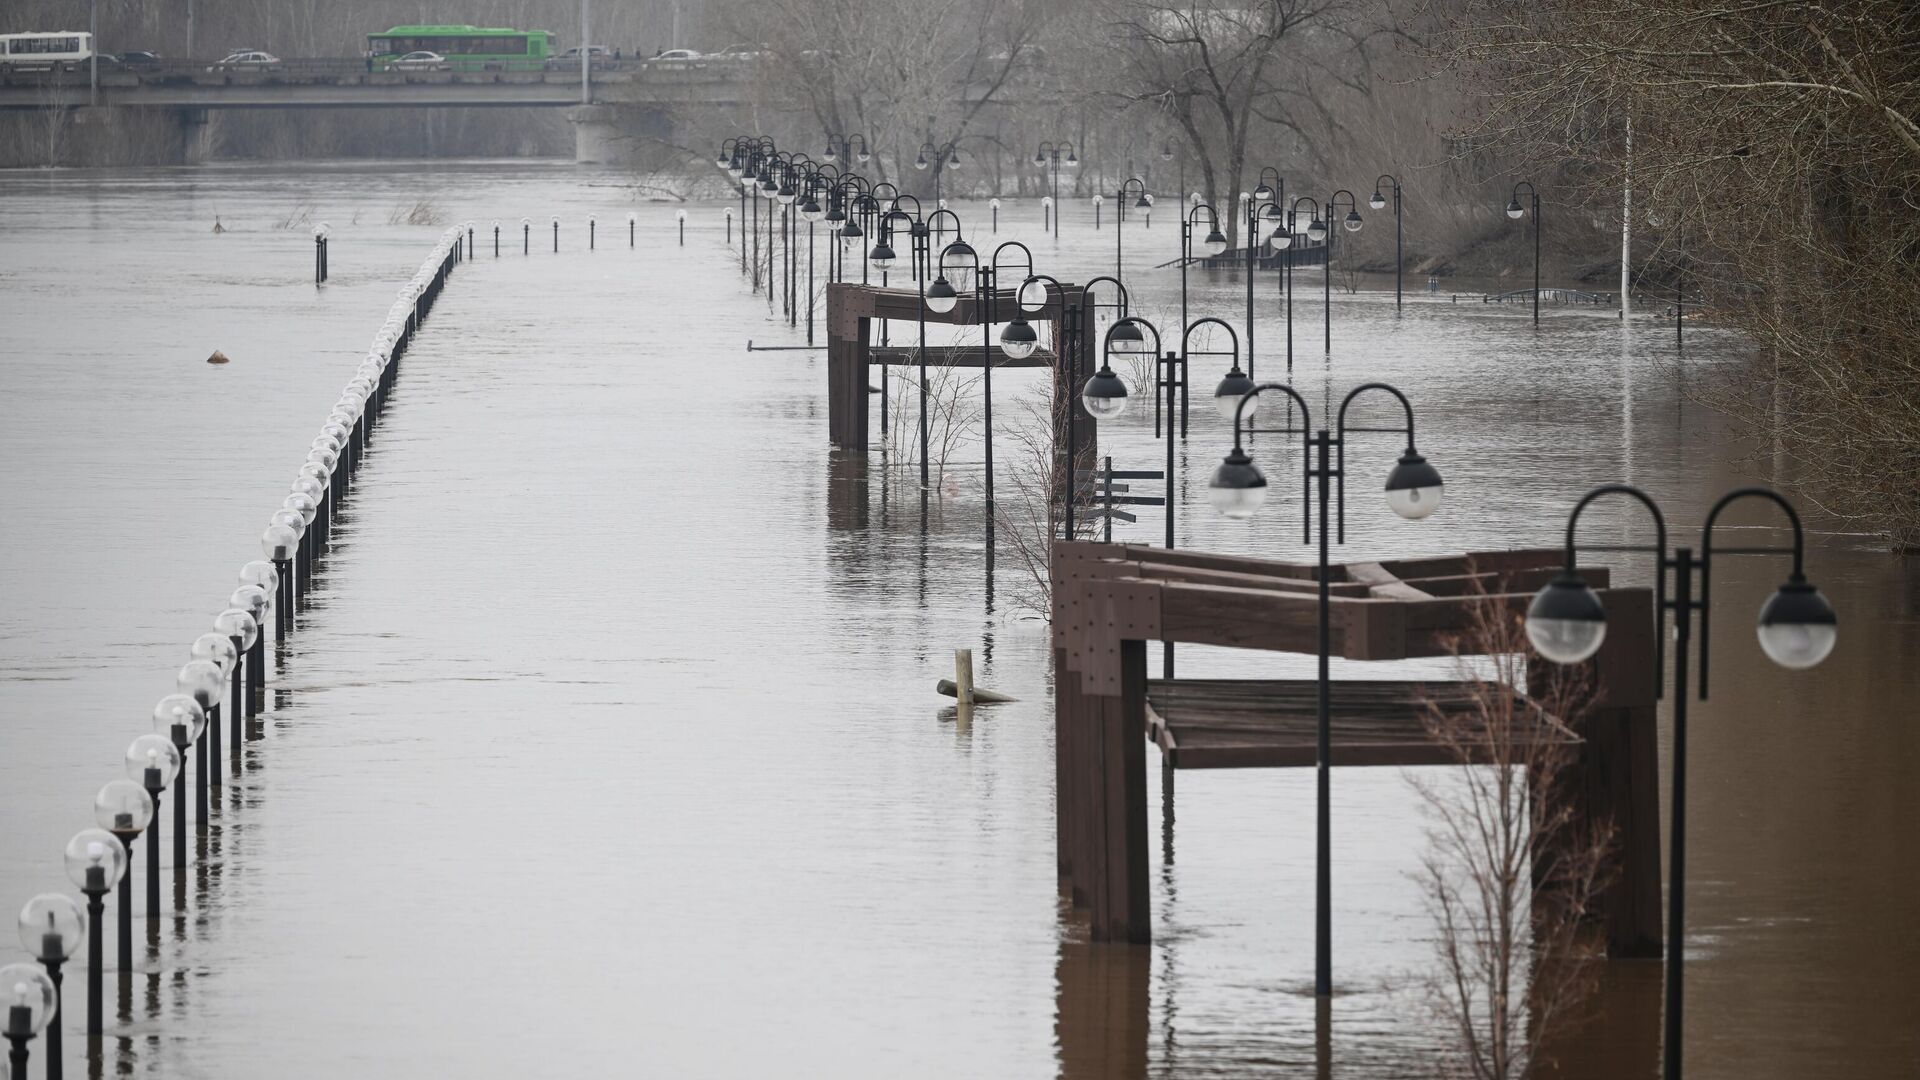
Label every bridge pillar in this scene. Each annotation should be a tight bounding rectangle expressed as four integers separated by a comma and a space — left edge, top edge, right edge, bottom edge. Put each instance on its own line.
176, 108, 215, 165
568, 104, 675, 166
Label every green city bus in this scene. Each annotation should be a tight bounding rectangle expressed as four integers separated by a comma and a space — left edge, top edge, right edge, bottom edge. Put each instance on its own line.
366, 26, 555, 71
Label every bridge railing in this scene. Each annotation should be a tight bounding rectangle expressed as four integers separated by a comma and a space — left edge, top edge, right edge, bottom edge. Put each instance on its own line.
0, 54, 750, 85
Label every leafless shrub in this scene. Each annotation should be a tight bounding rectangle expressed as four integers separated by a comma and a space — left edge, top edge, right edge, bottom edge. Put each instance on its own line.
992, 383, 1098, 619
882, 354, 984, 492
1409, 584, 1611, 1080
387, 199, 447, 226
274, 199, 317, 230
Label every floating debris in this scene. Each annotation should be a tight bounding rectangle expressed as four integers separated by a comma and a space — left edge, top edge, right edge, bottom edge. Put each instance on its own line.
206, 350, 230, 365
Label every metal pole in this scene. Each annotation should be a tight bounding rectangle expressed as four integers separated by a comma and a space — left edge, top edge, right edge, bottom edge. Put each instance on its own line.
1246, 201, 1256, 381
85, 881, 104, 1035
172, 734, 188, 884
206, 703, 219, 792
1064, 302, 1078, 539
807, 222, 815, 344
1314, 429, 1333, 997
230, 637, 244, 762
89, 0, 97, 107
144, 779, 161, 922
1533, 194, 1542, 325
1665, 548, 1693, 1080
982, 265, 994, 521
1325, 203, 1332, 354
114, 837, 134, 974
1164, 349, 1177, 677
919, 234, 930, 489
1394, 183, 1403, 310
43, 958, 62, 1080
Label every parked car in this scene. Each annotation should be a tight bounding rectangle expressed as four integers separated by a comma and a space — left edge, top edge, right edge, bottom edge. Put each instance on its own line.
213, 50, 280, 68
557, 45, 611, 60
714, 43, 768, 62
650, 48, 700, 61
390, 50, 449, 71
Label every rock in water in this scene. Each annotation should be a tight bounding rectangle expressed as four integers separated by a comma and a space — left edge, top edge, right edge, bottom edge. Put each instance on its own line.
207, 350, 230, 365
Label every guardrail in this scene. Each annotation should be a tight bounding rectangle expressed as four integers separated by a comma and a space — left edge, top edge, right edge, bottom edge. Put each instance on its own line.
0, 54, 756, 83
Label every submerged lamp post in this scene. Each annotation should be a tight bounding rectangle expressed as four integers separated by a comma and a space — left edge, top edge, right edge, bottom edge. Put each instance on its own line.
151, 696, 203, 882
1246, 171, 1284, 378
493, 220, 500, 257
17, 894, 83, 1078
188, 635, 235, 793
522, 217, 530, 255
125, 737, 177, 931
1506, 181, 1541, 323
1034, 141, 1076, 236
94, 780, 151, 986
1004, 272, 1086, 536
215, 606, 258, 757
177, 660, 224, 829
552, 216, 560, 253
1114, 177, 1149, 277
1370, 175, 1403, 309
631, 210, 640, 247
65, 829, 125, 1036
1180, 202, 1229, 337
1210, 380, 1443, 997
1322, 190, 1363, 354
1, 962, 57, 1080
677, 208, 688, 247
1524, 485, 1835, 1080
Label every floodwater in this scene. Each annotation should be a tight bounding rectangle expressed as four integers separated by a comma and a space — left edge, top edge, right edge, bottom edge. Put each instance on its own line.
0, 162, 1914, 1078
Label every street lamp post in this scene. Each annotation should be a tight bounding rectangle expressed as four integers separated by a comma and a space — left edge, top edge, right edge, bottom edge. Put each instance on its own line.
1115, 177, 1149, 278
1248, 170, 1284, 379
18, 894, 84, 1079
1034, 141, 1077, 236
64, 829, 124, 1037
123, 735, 177, 927
916, 139, 963, 205
1524, 485, 1836, 1080
1370, 175, 1402, 309
152, 696, 203, 886
94, 780, 150, 989
0, 963, 57, 1080
1506, 181, 1541, 324
1325, 190, 1363, 354
1209, 381, 1444, 997
1181, 203, 1229, 345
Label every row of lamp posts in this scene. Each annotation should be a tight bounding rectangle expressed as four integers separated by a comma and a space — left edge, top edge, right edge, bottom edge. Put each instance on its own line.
5, 229, 468, 1078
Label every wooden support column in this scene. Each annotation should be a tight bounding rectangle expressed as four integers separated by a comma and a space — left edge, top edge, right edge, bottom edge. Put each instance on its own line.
1091, 639, 1151, 944
1534, 586, 1664, 959
825, 283, 870, 451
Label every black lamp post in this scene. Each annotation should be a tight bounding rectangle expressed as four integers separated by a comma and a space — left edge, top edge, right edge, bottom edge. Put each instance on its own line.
589, 215, 596, 250
933, 233, 996, 525
874, 197, 950, 491
63, 830, 123, 1039
1506, 180, 1540, 324
1209, 380, 1444, 997
1370, 174, 1402, 309
915, 138, 962, 205
1115, 176, 1149, 277
1248, 170, 1285, 379
1324, 190, 1363, 354
94, 780, 150, 995
1, 962, 56, 1080
19, 893, 83, 1079
492, 219, 500, 257
1080, 313, 1157, 489
552, 215, 560, 253
1034, 141, 1077, 236
153, 695, 203, 889
521, 217, 530, 255
1525, 485, 1836, 1080
123, 735, 177, 929
1181, 202, 1229, 338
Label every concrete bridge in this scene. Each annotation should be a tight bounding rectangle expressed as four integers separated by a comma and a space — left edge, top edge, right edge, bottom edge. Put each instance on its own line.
0, 58, 1054, 164
0, 58, 755, 163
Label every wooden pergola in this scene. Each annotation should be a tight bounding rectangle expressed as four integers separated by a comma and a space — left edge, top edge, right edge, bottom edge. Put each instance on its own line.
1051, 541, 1662, 958
824, 280, 1093, 463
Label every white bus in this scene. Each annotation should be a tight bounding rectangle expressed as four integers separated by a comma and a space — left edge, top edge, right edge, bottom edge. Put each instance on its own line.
0, 32, 95, 71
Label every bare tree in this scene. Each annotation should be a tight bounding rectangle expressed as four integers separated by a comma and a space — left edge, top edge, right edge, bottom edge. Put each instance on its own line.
1409, 586, 1611, 1080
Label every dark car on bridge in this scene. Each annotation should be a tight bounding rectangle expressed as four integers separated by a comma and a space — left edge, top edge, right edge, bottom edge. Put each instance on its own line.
118, 50, 160, 65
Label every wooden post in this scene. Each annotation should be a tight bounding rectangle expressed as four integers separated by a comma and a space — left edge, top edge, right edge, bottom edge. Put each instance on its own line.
1090, 639, 1151, 943
1533, 585, 1664, 958
955, 647, 975, 725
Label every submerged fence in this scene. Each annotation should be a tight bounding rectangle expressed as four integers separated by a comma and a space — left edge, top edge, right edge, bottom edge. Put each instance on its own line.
1, 229, 467, 1075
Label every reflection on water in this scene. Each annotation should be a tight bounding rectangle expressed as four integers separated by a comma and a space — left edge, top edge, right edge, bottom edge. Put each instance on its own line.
0, 163, 1914, 1078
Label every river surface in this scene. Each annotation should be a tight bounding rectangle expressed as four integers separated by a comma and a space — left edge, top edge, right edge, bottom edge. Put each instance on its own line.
0, 161, 1914, 1078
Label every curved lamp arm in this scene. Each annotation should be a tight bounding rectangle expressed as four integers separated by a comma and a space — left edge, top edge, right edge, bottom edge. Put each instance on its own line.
1564, 483, 1671, 694
1698, 486, 1807, 698
1334, 382, 1416, 543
